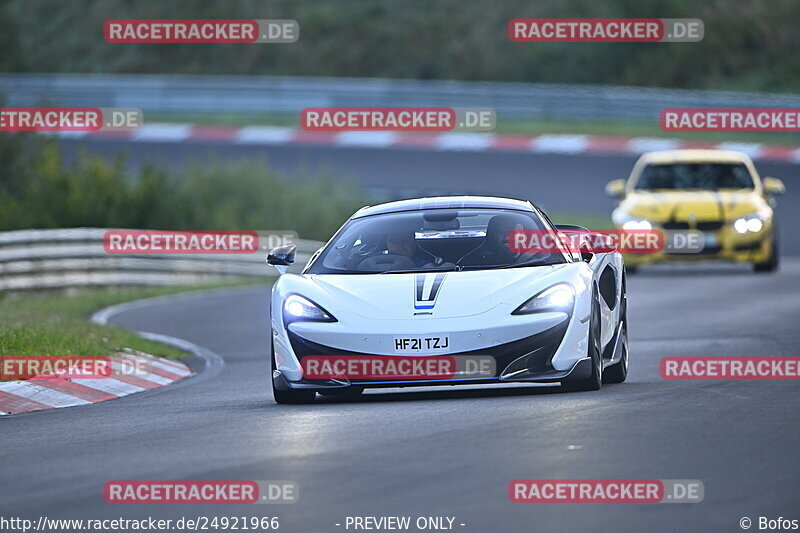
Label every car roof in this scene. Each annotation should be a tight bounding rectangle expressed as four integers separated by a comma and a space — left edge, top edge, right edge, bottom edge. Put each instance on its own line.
638, 149, 753, 165
352, 196, 536, 218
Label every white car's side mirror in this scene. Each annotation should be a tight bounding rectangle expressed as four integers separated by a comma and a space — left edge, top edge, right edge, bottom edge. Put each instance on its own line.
267, 244, 296, 275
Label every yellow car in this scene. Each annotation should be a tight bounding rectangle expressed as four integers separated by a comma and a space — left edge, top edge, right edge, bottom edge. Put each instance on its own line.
606, 149, 785, 272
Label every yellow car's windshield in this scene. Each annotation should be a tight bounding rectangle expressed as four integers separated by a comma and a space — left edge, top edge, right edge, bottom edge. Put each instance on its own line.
635, 163, 754, 191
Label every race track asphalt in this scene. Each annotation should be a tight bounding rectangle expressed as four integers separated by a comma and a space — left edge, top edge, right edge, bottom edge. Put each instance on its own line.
2, 139, 799, 532
58, 138, 800, 255
2, 260, 799, 532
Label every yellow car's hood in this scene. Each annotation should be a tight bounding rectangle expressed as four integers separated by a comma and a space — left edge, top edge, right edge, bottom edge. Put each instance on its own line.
619, 190, 768, 222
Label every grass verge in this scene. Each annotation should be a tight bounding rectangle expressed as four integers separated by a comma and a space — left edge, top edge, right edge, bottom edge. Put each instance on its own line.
0, 280, 269, 368
549, 212, 612, 230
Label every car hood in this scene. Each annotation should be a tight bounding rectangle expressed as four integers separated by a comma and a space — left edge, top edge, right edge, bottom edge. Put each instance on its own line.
305, 265, 572, 320
619, 190, 766, 221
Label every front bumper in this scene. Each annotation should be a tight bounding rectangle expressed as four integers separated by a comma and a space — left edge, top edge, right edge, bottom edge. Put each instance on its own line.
623, 226, 773, 266
272, 320, 582, 391
272, 357, 593, 391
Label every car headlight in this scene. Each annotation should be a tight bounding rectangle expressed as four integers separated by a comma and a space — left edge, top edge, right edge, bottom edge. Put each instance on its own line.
733, 213, 765, 234
512, 283, 575, 315
283, 294, 336, 324
622, 219, 652, 231
614, 212, 652, 231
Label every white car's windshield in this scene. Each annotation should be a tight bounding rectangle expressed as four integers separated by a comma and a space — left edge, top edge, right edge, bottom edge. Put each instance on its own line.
306, 208, 568, 274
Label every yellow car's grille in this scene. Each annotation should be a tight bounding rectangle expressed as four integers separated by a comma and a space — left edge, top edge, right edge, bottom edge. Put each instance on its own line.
662, 221, 724, 231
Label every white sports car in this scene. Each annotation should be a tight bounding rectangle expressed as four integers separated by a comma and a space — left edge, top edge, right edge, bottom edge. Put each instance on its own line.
268, 196, 629, 403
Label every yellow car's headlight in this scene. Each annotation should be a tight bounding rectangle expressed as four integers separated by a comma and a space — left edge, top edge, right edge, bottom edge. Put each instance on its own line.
622, 219, 652, 231
614, 212, 653, 231
733, 213, 765, 234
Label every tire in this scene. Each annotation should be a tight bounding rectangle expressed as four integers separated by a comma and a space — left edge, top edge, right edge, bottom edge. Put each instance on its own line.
603, 285, 629, 384
753, 234, 779, 273
563, 290, 602, 392
271, 339, 316, 404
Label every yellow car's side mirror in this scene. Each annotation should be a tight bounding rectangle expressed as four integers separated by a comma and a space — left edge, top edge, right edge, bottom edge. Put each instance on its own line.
762, 177, 785, 196
605, 179, 626, 198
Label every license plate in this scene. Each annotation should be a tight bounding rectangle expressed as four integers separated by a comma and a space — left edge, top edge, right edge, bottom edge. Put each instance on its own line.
393, 336, 450, 353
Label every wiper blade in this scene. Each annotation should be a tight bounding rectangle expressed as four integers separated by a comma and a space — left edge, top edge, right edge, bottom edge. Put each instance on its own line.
379, 267, 458, 274
461, 260, 562, 270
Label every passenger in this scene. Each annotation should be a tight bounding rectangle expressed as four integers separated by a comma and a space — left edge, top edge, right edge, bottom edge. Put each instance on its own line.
466, 214, 525, 266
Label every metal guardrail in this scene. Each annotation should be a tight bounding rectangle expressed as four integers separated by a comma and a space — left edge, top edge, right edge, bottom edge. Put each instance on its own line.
0, 228, 323, 291
2, 73, 800, 121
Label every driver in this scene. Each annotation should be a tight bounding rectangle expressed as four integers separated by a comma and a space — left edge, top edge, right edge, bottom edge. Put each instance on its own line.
385, 230, 426, 266
355, 229, 420, 272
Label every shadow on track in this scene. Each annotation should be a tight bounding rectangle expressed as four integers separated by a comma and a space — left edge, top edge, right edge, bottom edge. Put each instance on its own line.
309, 382, 633, 405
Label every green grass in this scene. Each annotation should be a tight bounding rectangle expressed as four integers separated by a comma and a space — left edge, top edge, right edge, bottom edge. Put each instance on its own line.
549, 212, 612, 230
147, 112, 800, 146
0, 131, 369, 241
0, 281, 268, 367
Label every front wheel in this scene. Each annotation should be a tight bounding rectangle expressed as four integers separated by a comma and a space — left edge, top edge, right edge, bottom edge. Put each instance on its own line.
271, 339, 316, 404
603, 287, 629, 384
563, 292, 602, 392
753, 235, 779, 273
603, 325, 628, 384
